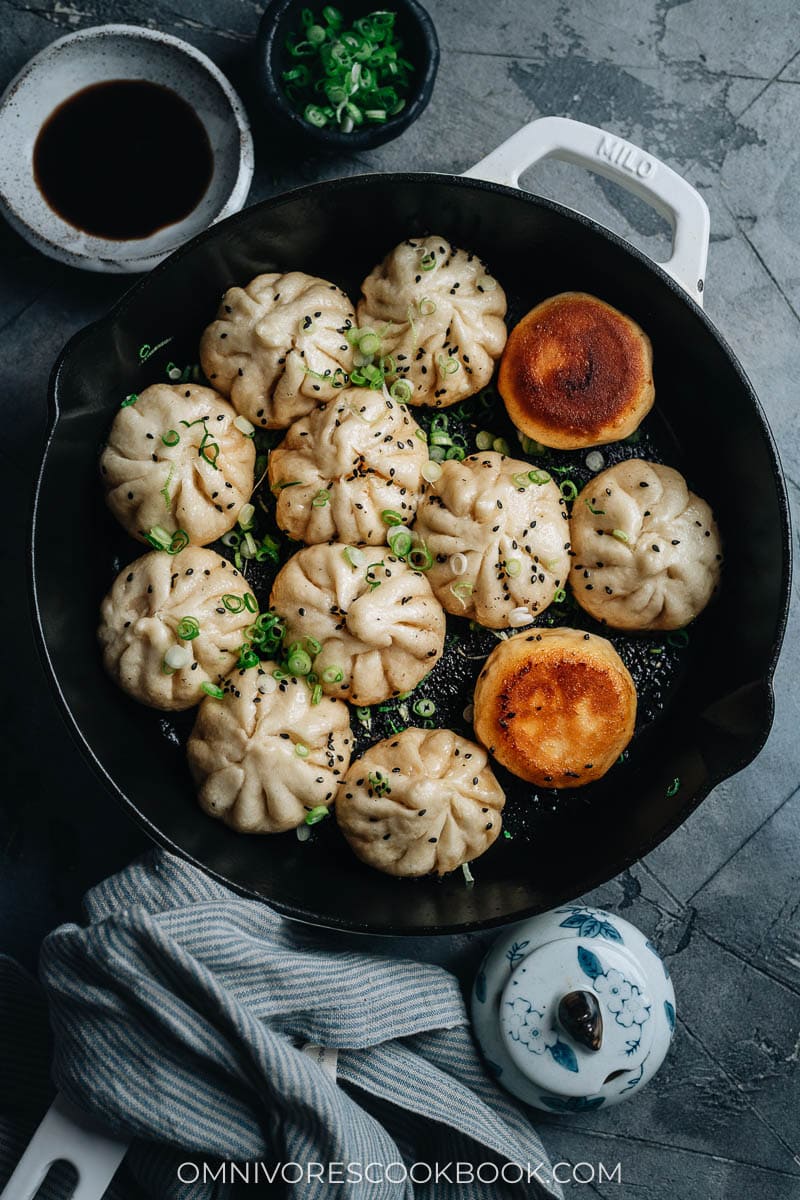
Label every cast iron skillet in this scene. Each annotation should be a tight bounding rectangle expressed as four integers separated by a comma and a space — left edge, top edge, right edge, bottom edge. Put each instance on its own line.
31, 118, 791, 934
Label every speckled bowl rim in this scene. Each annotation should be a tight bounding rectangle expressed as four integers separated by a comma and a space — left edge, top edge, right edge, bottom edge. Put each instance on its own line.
0, 24, 254, 273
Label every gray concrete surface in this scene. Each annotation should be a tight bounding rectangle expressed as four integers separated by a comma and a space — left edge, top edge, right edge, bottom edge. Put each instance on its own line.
0, 1, 798, 1195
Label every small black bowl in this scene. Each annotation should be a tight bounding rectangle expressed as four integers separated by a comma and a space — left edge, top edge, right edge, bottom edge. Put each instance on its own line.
255, 0, 440, 152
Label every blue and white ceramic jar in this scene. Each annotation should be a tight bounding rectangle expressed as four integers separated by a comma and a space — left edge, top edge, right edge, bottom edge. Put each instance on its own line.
471, 906, 676, 1112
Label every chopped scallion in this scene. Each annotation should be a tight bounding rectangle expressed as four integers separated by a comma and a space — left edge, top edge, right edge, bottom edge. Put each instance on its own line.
176, 616, 200, 641
201, 682, 225, 699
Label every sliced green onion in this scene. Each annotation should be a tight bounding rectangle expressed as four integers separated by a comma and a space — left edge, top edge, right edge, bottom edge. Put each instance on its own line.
476, 430, 494, 450
414, 428, 428, 442
388, 528, 412, 557
273, 480, 302, 492
304, 103, 328, 127
177, 616, 200, 641
322, 665, 344, 683
584, 499, 606, 515
222, 594, 245, 613
368, 770, 391, 796
233, 414, 255, 437
222, 530, 241, 548
560, 480, 578, 502
413, 698, 435, 718
238, 503, 255, 530
304, 636, 322, 655
445, 445, 466, 461
311, 683, 323, 705
121, 393, 138, 407
505, 559, 521, 578
381, 509, 404, 526
421, 461, 442, 483
295, 742, 310, 758
365, 561, 384, 590
343, 545, 365, 568
418, 297, 436, 315
161, 429, 180, 447
450, 581, 474, 608
612, 529, 630, 544
238, 645, 260, 670
201, 682, 225, 699
528, 469, 551, 486
518, 433, 546, 455
492, 437, 510, 456
436, 354, 460, 376
258, 534, 281, 562
305, 805, 329, 825
163, 645, 192, 672
200, 442, 219, 469
553, 587, 567, 604
358, 329, 381, 355
389, 379, 412, 402
243, 593, 257, 613
167, 529, 189, 555
287, 648, 312, 676
666, 777, 680, 797
312, 489, 330, 507
408, 543, 433, 571
356, 706, 371, 724
160, 461, 175, 510
144, 525, 172, 551
420, 251, 436, 271
667, 629, 690, 647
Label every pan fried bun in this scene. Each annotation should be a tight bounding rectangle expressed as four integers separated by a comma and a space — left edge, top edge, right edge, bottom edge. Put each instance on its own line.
473, 627, 636, 788
498, 292, 654, 450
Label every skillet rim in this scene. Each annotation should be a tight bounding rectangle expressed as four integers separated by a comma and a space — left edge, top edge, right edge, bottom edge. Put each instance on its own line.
29, 169, 793, 934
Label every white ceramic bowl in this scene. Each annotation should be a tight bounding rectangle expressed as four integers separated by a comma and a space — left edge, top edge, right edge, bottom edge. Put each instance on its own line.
0, 24, 254, 273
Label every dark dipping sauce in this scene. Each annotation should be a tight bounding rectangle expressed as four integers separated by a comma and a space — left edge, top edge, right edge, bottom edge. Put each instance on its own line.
33, 79, 214, 241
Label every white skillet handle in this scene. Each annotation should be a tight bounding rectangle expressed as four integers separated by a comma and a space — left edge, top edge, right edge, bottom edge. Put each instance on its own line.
463, 115, 710, 307
0, 1094, 129, 1200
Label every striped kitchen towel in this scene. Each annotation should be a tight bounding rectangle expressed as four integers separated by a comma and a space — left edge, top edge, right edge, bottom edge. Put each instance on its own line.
27, 850, 560, 1199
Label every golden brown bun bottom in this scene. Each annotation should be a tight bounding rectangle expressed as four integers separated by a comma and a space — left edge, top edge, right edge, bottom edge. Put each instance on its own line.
473, 627, 636, 788
498, 292, 654, 450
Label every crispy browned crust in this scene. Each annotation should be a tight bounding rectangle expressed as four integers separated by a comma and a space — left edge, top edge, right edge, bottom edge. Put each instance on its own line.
473, 628, 637, 788
498, 292, 654, 450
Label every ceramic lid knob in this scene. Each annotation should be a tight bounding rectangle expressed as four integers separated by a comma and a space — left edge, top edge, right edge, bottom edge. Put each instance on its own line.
557, 990, 603, 1052
471, 905, 676, 1112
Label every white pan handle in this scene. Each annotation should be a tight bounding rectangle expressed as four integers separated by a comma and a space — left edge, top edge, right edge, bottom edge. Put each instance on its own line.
463, 115, 710, 307
0, 1094, 129, 1200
